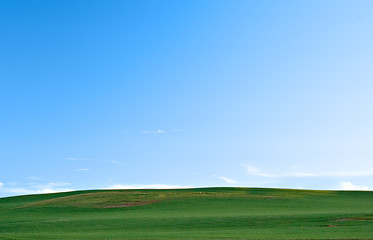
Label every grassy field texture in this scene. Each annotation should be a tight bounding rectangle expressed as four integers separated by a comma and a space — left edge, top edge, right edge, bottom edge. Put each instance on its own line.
0, 187, 373, 239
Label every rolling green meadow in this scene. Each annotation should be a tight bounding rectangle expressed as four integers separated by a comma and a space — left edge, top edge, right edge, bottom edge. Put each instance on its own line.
1, 187, 373, 239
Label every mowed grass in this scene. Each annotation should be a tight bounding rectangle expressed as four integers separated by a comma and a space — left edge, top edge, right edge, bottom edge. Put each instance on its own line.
0, 188, 373, 239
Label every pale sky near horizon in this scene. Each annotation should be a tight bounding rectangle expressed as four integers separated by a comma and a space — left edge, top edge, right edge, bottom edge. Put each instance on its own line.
1, 0, 373, 197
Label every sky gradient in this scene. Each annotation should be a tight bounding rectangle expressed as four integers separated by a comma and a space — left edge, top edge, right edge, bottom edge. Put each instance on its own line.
1, 0, 373, 197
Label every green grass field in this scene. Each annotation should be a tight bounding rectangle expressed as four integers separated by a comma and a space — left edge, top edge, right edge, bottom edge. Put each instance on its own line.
1, 187, 373, 239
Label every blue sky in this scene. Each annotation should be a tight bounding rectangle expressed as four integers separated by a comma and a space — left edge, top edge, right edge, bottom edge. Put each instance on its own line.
1, 0, 373, 197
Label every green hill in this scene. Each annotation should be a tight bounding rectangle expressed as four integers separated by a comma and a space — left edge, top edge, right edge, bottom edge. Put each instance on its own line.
0, 187, 373, 239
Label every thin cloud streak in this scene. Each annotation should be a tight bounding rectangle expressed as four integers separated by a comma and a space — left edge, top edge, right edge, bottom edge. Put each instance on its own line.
32, 182, 71, 189
218, 176, 237, 184
338, 181, 371, 191
245, 165, 373, 178
65, 157, 120, 164
0, 182, 73, 196
141, 130, 165, 134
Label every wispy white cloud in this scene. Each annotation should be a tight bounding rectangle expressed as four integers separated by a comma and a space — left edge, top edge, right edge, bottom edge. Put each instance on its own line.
321, 171, 373, 177
33, 182, 71, 188
36, 188, 72, 194
1, 188, 34, 195
65, 157, 120, 164
245, 165, 373, 178
28, 176, 44, 180
107, 184, 193, 189
141, 130, 165, 134
0, 182, 73, 196
78, 168, 90, 171
218, 176, 237, 184
0, 182, 3, 188
140, 128, 183, 134
245, 165, 276, 177
338, 181, 371, 191
50, 182, 70, 187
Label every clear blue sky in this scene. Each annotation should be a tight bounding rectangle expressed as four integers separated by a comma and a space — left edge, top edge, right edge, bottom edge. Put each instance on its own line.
1, 0, 373, 197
